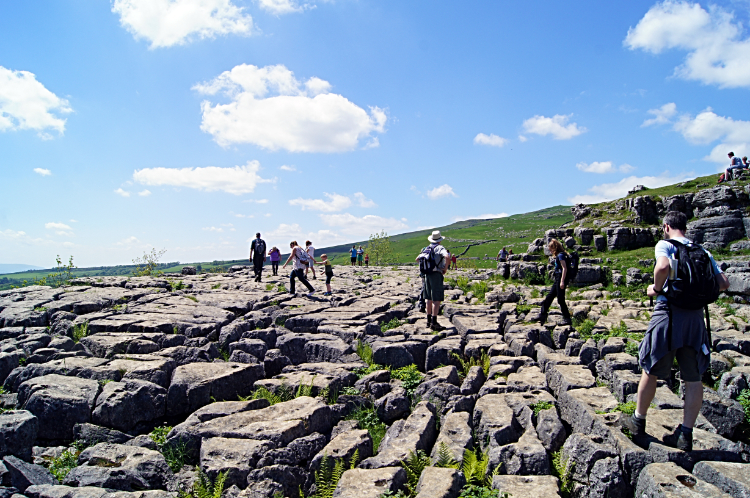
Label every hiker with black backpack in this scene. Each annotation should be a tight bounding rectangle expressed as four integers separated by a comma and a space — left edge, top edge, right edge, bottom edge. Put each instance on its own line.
539, 239, 574, 326
249, 233, 267, 283
416, 230, 450, 331
621, 211, 729, 452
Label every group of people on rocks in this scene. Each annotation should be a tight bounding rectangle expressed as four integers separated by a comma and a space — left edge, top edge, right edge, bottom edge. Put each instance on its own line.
349, 245, 369, 266
718, 151, 750, 183
249, 233, 334, 296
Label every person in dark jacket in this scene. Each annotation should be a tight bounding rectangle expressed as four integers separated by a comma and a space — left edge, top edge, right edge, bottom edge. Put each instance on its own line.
539, 238, 571, 326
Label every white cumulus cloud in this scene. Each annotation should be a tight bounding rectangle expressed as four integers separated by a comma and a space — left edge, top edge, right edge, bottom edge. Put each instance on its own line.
280, 165, 297, 171
193, 64, 387, 152
0, 66, 72, 138
426, 184, 458, 200
112, 0, 253, 49
642, 102, 677, 127
625, 1, 750, 88
473, 133, 508, 147
576, 161, 635, 174
673, 108, 750, 165
266, 223, 348, 248
256, 0, 310, 15
289, 193, 352, 212
33, 168, 52, 176
138, 189, 152, 197
319, 213, 409, 237
522, 114, 586, 140
114, 188, 131, 197
133, 160, 273, 195
354, 192, 377, 208
568, 172, 693, 204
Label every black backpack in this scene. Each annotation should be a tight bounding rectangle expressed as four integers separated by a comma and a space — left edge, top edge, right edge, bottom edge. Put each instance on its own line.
418, 244, 442, 275
661, 239, 720, 310
565, 252, 579, 284
254, 239, 266, 255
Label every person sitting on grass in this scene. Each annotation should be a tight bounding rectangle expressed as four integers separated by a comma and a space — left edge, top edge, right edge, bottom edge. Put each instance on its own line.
314, 253, 334, 296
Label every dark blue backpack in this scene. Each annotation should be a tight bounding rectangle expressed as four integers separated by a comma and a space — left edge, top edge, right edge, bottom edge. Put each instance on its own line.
418, 244, 442, 274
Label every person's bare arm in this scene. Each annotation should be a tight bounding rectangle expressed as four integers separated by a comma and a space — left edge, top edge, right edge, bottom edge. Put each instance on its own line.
647, 256, 670, 297
718, 273, 730, 291
559, 258, 567, 289
282, 250, 295, 268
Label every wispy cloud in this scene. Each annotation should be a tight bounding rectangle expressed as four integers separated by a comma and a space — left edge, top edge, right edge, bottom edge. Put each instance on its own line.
451, 213, 509, 222
33, 168, 52, 176
138, 189, 151, 197
473, 133, 508, 147
576, 161, 635, 174
354, 192, 377, 208
133, 161, 274, 195
114, 188, 131, 197
289, 193, 351, 212
642, 103, 676, 127
280, 165, 296, 172
568, 172, 693, 204
522, 114, 586, 140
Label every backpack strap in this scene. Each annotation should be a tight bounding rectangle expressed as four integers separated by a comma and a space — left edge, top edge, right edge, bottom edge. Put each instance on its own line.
705, 304, 713, 353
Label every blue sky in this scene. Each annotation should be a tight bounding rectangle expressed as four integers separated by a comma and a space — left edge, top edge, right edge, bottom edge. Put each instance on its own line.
2, 0, 750, 267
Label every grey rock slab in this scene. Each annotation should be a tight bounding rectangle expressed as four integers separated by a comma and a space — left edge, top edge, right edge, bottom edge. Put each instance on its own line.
492, 475, 561, 498
422, 366, 460, 387
635, 462, 730, 497
167, 396, 333, 457
73, 423, 131, 446
546, 364, 596, 397
701, 388, 746, 439
425, 339, 462, 372
91, 379, 166, 432
431, 411, 472, 463
506, 365, 547, 391
24, 484, 172, 498
63, 443, 172, 491
107, 356, 176, 389
558, 387, 618, 437
693, 461, 750, 498
536, 407, 566, 452
375, 387, 410, 424
244, 465, 308, 498
199, 437, 272, 489
2, 456, 55, 492
332, 467, 407, 498
79, 333, 163, 359
17, 374, 100, 441
360, 401, 436, 469
473, 394, 522, 450
255, 371, 340, 399
414, 467, 465, 498
489, 429, 550, 476
4, 358, 115, 392
0, 411, 37, 461
310, 429, 372, 472
166, 362, 263, 417
460, 366, 485, 395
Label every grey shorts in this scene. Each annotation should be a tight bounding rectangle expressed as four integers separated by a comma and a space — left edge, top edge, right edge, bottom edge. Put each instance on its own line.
423, 272, 444, 302
646, 346, 700, 382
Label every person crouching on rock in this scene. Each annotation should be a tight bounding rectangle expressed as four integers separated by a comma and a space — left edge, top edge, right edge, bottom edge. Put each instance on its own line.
539, 239, 572, 326
282, 241, 315, 296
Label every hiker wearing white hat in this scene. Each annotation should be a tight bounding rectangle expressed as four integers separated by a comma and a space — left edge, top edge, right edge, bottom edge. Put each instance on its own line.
416, 230, 450, 331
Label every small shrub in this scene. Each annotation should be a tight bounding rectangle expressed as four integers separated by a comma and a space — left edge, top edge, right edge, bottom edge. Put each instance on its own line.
46, 446, 81, 482
380, 318, 404, 333
265, 283, 275, 291
530, 400, 554, 417
390, 364, 424, 396
551, 450, 574, 497
171, 280, 185, 291
574, 319, 596, 339
72, 322, 89, 343
433, 441, 459, 469
252, 386, 294, 405
346, 406, 387, 452
530, 288, 540, 299
149, 425, 172, 447
163, 441, 189, 473
401, 450, 431, 496
179, 468, 226, 498
356, 340, 374, 366
609, 320, 629, 337
462, 447, 498, 487
311, 450, 359, 498
133, 248, 167, 277
737, 389, 750, 424
615, 401, 637, 415
625, 341, 640, 357
218, 347, 230, 362
296, 376, 316, 397
183, 295, 198, 302
453, 351, 491, 378
211, 283, 222, 290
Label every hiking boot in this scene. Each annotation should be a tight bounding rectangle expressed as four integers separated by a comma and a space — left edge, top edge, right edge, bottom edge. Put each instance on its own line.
539, 311, 548, 325
430, 319, 444, 332
426, 315, 433, 327
620, 413, 646, 439
663, 425, 693, 452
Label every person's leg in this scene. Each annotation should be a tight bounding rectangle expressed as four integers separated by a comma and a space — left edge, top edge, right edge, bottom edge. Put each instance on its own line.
326, 274, 332, 294
556, 282, 572, 323
539, 280, 558, 324
298, 271, 314, 292
635, 370, 658, 417
682, 381, 703, 429
289, 270, 297, 294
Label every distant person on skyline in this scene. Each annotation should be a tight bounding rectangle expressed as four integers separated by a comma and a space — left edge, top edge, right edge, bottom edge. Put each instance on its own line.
249, 233, 266, 283
364, 253, 369, 267
268, 246, 281, 276
357, 246, 364, 266
350, 245, 357, 266
305, 240, 317, 280
282, 241, 315, 295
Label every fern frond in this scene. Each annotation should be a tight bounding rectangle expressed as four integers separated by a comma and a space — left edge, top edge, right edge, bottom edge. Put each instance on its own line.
349, 449, 360, 470
433, 441, 459, 469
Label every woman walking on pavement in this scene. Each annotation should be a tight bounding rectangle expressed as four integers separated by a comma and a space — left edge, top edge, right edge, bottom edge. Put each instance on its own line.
539, 239, 572, 326
282, 241, 315, 296
268, 246, 281, 276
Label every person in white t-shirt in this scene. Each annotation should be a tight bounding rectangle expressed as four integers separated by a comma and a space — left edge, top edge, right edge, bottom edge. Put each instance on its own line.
282, 241, 315, 295
305, 240, 316, 280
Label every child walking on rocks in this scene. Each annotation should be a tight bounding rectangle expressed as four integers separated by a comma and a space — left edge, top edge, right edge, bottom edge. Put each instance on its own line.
314, 254, 334, 296
282, 241, 315, 296
539, 239, 572, 326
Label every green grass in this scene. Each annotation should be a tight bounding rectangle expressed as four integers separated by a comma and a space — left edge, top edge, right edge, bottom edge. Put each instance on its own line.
551, 450, 574, 498
530, 401, 554, 417
380, 318, 404, 333
45, 446, 82, 482
346, 406, 387, 452
737, 389, 750, 424
389, 364, 424, 395
72, 322, 89, 343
